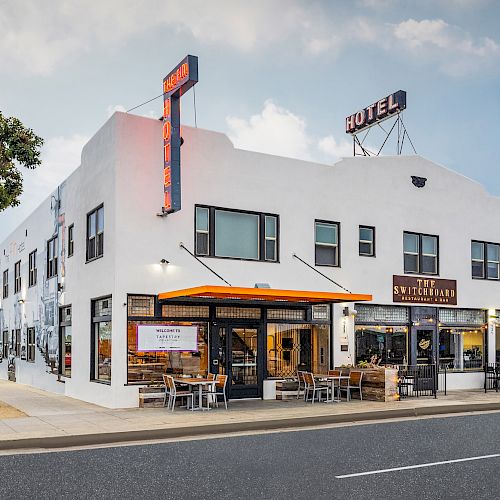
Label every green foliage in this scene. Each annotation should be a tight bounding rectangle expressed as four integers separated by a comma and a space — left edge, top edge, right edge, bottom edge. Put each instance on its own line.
0, 111, 43, 211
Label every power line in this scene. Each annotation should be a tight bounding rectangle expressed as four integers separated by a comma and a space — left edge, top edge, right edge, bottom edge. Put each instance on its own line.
126, 93, 163, 113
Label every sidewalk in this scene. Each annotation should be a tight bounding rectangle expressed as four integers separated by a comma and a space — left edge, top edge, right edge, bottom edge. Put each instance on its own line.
0, 380, 499, 451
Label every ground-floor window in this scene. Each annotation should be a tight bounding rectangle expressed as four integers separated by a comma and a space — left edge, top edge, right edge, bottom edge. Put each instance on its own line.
27, 328, 35, 362
91, 297, 112, 383
355, 326, 409, 365
266, 324, 329, 377
127, 320, 208, 383
439, 328, 485, 370
59, 306, 72, 377
1, 330, 6, 360
14, 329, 20, 358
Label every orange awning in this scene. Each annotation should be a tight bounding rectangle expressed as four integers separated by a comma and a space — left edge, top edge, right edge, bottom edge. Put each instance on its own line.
158, 285, 372, 304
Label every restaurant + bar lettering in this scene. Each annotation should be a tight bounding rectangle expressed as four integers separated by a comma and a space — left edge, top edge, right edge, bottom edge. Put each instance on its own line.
393, 275, 457, 305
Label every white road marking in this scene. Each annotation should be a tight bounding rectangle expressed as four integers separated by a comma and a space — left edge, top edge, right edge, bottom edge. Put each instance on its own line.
336, 454, 500, 479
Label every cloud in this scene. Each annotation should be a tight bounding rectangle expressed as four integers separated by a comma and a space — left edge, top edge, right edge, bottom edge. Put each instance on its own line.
227, 100, 313, 161
0, 0, 340, 76
227, 100, 352, 163
0, 134, 88, 240
392, 18, 500, 76
318, 135, 354, 162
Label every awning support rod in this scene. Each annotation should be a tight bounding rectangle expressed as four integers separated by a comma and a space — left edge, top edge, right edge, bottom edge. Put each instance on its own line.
292, 253, 351, 293
179, 243, 232, 286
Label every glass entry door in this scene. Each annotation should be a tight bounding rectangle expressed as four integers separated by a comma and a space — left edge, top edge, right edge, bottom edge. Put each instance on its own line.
216, 324, 262, 399
416, 328, 435, 365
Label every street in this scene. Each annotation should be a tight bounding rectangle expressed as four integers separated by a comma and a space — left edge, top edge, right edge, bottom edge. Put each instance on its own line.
0, 412, 499, 499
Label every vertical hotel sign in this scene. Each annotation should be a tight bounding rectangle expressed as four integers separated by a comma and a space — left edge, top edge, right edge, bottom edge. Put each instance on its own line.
162, 55, 198, 214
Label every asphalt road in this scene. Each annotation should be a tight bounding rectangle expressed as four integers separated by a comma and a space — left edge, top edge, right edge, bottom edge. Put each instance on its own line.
1, 413, 500, 500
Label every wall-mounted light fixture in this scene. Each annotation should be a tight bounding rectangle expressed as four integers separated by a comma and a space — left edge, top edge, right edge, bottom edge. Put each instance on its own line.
18, 299, 25, 304
160, 259, 170, 265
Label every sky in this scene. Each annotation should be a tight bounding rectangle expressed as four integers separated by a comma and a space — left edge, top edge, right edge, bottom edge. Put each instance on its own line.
1, 0, 500, 240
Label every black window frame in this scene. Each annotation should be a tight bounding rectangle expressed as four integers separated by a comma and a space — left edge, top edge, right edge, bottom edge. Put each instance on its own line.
2, 269, 8, 298
86, 205, 104, 263
27, 327, 36, 362
28, 250, 37, 287
68, 224, 74, 257
194, 205, 279, 263
90, 295, 112, 384
315, 219, 341, 267
47, 236, 58, 279
14, 329, 20, 358
14, 260, 21, 294
403, 231, 439, 276
471, 240, 500, 280
359, 225, 376, 257
59, 305, 72, 377
1, 330, 7, 359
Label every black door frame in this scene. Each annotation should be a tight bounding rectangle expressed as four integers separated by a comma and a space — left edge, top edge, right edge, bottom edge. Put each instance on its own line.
211, 320, 264, 399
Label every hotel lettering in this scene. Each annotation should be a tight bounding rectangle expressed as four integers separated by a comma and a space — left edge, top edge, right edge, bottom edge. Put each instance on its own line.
162, 55, 198, 213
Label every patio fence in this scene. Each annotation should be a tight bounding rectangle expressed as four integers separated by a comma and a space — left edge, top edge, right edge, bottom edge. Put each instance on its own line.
398, 364, 438, 399
484, 363, 500, 393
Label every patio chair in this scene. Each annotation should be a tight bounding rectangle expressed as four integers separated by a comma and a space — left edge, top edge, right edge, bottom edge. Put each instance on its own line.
303, 372, 329, 404
296, 370, 306, 399
163, 375, 194, 412
207, 373, 216, 381
340, 371, 364, 401
204, 374, 228, 409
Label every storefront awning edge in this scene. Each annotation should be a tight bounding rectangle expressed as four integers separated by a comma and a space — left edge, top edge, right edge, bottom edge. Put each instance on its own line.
158, 285, 372, 304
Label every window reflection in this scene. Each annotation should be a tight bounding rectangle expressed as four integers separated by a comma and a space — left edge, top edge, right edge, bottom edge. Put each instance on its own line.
127, 321, 208, 383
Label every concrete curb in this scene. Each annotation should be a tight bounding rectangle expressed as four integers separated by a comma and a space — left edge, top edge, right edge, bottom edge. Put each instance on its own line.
2, 402, 500, 451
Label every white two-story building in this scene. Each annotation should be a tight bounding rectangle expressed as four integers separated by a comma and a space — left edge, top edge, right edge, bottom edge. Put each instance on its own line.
0, 111, 499, 408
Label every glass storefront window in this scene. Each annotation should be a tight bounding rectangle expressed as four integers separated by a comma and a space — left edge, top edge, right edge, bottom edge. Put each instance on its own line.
439, 328, 484, 371
266, 324, 329, 377
96, 322, 112, 381
355, 326, 408, 365
127, 321, 208, 383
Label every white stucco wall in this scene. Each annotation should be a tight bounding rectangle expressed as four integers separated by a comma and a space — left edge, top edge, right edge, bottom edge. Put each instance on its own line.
1, 111, 499, 406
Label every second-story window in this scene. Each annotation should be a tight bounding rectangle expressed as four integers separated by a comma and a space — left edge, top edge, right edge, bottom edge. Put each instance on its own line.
2, 269, 8, 298
87, 205, 104, 261
29, 250, 37, 287
194, 205, 279, 262
403, 232, 438, 275
14, 261, 21, 294
472, 241, 499, 280
359, 226, 375, 257
315, 220, 340, 267
47, 236, 58, 279
68, 224, 74, 257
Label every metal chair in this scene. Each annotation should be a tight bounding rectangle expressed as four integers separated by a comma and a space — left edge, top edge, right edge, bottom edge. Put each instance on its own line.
163, 374, 194, 411
328, 370, 342, 401
339, 371, 364, 401
296, 370, 306, 399
303, 372, 329, 404
204, 374, 228, 409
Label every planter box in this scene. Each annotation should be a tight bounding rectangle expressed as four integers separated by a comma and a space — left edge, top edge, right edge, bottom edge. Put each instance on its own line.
276, 380, 301, 400
139, 386, 166, 408
335, 367, 399, 402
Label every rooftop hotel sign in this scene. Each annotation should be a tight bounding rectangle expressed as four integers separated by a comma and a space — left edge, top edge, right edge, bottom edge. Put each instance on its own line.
393, 275, 457, 305
346, 90, 406, 135
162, 55, 198, 214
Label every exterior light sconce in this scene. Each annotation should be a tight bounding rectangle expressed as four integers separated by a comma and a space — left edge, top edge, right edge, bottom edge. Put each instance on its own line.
160, 259, 170, 264
18, 299, 25, 304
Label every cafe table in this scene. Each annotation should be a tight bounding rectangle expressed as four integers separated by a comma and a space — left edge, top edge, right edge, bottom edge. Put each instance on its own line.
173, 377, 215, 411
313, 374, 350, 403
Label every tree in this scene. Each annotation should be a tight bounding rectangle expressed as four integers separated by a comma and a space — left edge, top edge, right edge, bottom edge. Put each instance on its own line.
0, 111, 44, 212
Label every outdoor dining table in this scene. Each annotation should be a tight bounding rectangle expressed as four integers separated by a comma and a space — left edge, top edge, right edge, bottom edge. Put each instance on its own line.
173, 377, 215, 411
314, 374, 351, 403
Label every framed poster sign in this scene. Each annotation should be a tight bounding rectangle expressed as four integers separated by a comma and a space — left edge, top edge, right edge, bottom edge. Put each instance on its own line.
137, 325, 198, 352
